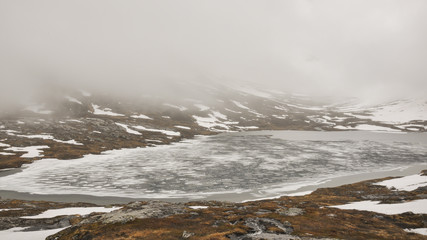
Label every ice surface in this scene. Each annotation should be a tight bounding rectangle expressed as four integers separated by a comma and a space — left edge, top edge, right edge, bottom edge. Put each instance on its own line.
0, 132, 425, 199
331, 199, 427, 214
0, 142, 10, 147
22, 207, 120, 219
375, 174, 427, 191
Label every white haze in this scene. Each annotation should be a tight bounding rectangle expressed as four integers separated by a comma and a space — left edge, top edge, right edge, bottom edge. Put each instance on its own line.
0, 0, 426, 105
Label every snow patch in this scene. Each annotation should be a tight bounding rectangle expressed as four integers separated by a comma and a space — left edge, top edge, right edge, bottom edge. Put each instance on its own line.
0, 152, 15, 155
115, 123, 142, 135
0, 131, 17, 136
232, 101, 250, 110
92, 104, 124, 117
194, 104, 210, 111
274, 106, 288, 111
133, 126, 180, 136
53, 139, 83, 145
0, 142, 10, 147
286, 191, 313, 196
4, 146, 49, 158
405, 228, 427, 236
192, 115, 229, 131
163, 103, 187, 111
331, 199, 427, 215
375, 174, 427, 191
354, 124, 400, 132
211, 111, 227, 120
188, 206, 209, 209
334, 126, 351, 130
272, 114, 287, 119
236, 126, 259, 130
17, 134, 83, 145
67, 119, 83, 123
175, 125, 191, 130
286, 103, 324, 111
0, 208, 22, 211
65, 96, 82, 105
225, 108, 242, 114
22, 207, 120, 219
130, 114, 153, 120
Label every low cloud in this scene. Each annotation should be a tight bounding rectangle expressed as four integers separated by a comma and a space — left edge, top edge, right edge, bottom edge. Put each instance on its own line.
1, 0, 426, 106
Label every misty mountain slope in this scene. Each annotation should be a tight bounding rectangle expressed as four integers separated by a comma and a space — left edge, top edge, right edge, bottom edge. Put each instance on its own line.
0, 84, 425, 169
335, 98, 427, 131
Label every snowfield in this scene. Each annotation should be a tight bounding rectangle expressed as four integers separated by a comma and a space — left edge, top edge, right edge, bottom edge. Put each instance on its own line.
331, 199, 427, 215
22, 207, 120, 219
375, 174, 427, 191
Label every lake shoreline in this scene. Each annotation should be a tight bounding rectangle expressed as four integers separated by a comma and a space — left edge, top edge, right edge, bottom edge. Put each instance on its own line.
0, 163, 425, 205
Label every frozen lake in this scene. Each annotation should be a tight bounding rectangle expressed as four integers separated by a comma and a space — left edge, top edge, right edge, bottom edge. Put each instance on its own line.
0, 131, 426, 201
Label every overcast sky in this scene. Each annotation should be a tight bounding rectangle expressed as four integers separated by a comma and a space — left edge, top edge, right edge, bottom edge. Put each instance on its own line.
1, 0, 426, 102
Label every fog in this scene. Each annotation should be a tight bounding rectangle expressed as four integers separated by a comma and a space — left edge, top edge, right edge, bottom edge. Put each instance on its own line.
1, 0, 426, 105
